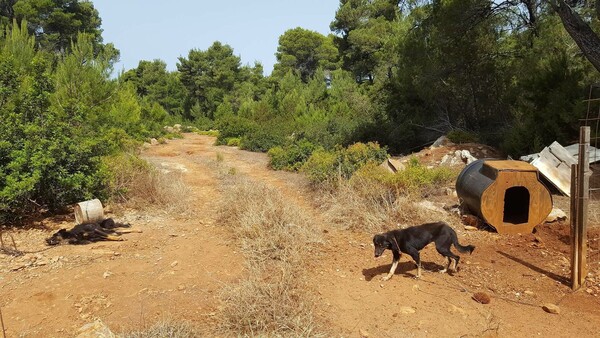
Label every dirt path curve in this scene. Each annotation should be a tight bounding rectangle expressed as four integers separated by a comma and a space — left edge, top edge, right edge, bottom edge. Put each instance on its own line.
1, 133, 600, 337
0, 134, 243, 336
0, 133, 323, 337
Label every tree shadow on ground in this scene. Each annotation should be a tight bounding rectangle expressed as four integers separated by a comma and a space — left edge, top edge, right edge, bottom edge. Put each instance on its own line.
497, 251, 569, 285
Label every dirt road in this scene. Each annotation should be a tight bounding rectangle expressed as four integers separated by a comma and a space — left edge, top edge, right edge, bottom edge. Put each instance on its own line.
1, 133, 599, 337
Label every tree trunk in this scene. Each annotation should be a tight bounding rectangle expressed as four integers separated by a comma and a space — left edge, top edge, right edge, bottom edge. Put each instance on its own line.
551, 0, 600, 72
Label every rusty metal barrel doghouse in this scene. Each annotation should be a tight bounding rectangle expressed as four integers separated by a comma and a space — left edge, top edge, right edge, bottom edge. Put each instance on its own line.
456, 159, 553, 234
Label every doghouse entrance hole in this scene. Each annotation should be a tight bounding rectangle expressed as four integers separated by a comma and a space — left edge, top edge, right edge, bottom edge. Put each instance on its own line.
503, 186, 530, 224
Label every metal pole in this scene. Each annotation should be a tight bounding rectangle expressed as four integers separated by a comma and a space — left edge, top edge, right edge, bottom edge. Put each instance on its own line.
571, 163, 579, 289
576, 126, 591, 288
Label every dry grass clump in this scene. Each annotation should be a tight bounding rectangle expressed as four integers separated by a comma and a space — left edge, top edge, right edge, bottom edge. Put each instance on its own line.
220, 178, 320, 267
104, 153, 194, 216
315, 160, 460, 233
122, 319, 198, 338
319, 176, 429, 232
219, 270, 319, 337
217, 176, 323, 337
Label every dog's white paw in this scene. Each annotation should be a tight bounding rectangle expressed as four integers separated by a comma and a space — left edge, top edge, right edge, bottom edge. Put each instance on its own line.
439, 269, 447, 274
381, 276, 391, 281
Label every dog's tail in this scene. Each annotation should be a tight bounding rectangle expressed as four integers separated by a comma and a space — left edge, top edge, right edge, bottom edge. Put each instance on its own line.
455, 243, 475, 254
452, 231, 475, 254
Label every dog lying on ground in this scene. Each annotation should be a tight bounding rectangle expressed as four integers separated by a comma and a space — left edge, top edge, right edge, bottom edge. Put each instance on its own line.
373, 221, 475, 280
46, 218, 141, 245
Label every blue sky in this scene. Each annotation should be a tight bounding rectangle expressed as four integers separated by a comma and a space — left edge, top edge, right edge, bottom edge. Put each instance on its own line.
91, 1, 341, 75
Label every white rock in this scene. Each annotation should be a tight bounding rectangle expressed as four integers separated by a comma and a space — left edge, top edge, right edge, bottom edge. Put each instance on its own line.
399, 306, 416, 314
417, 200, 445, 214
75, 320, 115, 338
447, 304, 465, 315
545, 208, 567, 223
440, 154, 454, 166
460, 150, 477, 164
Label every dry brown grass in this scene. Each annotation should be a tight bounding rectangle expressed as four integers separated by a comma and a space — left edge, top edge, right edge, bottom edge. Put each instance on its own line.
104, 153, 194, 216
217, 175, 323, 337
318, 177, 422, 232
121, 319, 198, 338
219, 270, 319, 337
318, 176, 459, 233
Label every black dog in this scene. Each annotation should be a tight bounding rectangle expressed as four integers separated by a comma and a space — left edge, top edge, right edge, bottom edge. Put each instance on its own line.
46, 218, 139, 245
373, 221, 474, 280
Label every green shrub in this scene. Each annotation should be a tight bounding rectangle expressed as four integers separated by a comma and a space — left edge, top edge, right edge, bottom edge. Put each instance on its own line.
301, 148, 339, 184
198, 129, 220, 137
194, 116, 214, 131
239, 128, 285, 152
267, 139, 317, 171
214, 116, 258, 145
338, 142, 388, 179
267, 146, 286, 169
0, 123, 113, 221
301, 142, 388, 185
0, 26, 179, 223
181, 125, 197, 133
163, 132, 183, 140
447, 130, 479, 144
226, 137, 241, 147
354, 157, 458, 196
397, 158, 456, 192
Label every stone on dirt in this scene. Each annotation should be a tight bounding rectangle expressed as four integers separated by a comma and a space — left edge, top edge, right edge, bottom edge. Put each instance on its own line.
545, 208, 567, 223
75, 319, 115, 338
472, 292, 491, 304
399, 306, 416, 314
417, 200, 446, 214
542, 303, 560, 314
447, 304, 466, 315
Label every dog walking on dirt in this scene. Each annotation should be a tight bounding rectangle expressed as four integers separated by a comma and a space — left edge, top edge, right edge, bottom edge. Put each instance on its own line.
373, 221, 475, 280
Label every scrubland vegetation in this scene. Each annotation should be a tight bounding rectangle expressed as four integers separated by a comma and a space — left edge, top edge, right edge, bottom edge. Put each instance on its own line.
2, 1, 600, 336
2, 0, 599, 223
